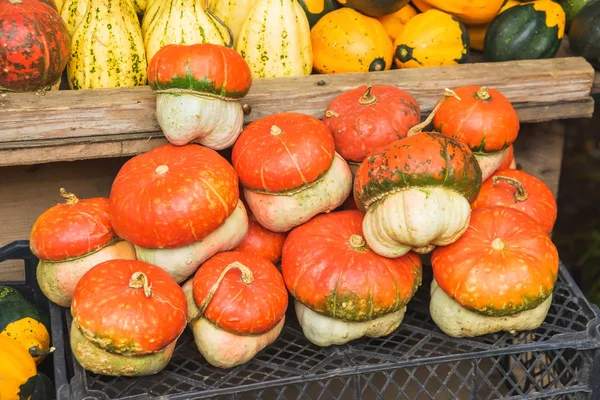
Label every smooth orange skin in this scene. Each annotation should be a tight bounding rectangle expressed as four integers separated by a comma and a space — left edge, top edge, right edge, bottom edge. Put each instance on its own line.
431, 207, 559, 314
147, 43, 252, 98
472, 169, 557, 234
233, 216, 287, 264
231, 112, 335, 193
354, 132, 482, 210
192, 251, 288, 335
323, 85, 420, 163
497, 145, 516, 171
109, 143, 239, 249
433, 86, 520, 153
30, 197, 115, 261
281, 210, 422, 320
71, 259, 188, 355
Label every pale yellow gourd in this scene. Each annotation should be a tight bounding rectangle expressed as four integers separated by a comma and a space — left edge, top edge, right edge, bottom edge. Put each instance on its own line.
142, 0, 231, 63
208, 0, 260, 47
67, 0, 148, 89
236, 0, 313, 78
60, 0, 91, 35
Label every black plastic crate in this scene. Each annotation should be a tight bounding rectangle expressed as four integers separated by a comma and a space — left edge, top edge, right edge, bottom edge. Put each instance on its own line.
38, 247, 598, 400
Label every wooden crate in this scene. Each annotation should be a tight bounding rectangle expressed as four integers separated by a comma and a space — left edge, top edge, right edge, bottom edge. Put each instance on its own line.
0, 57, 598, 280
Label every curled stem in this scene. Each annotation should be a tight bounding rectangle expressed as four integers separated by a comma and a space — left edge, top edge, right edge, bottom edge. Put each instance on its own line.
407, 88, 461, 137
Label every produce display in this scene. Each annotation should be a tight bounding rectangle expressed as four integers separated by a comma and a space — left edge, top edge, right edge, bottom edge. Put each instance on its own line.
30, 189, 136, 307
70, 259, 188, 376
281, 210, 422, 346
0, 286, 52, 365
430, 207, 559, 337
108, 143, 248, 283
183, 251, 288, 368
148, 43, 252, 149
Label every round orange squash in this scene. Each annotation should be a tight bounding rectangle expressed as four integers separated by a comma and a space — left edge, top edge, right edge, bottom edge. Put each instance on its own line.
377, 4, 418, 41
311, 8, 393, 74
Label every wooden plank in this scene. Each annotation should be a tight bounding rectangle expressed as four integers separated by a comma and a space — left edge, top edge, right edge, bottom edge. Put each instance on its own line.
0, 58, 594, 165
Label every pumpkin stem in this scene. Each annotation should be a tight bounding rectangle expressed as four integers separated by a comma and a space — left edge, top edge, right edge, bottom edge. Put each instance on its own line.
198, 261, 254, 318
475, 86, 491, 101
155, 165, 169, 175
270, 125, 283, 136
129, 272, 153, 297
407, 88, 461, 137
348, 234, 367, 250
29, 346, 56, 357
59, 188, 79, 205
242, 103, 252, 116
325, 110, 339, 118
491, 238, 506, 251
358, 86, 377, 105
205, 7, 234, 49
492, 176, 528, 202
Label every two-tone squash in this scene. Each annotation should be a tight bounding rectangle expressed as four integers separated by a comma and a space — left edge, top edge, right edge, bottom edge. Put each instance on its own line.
182, 251, 288, 368
236, 0, 313, 78
0, 0, 70, 92
297, 0, 339, 27
147, 43, 252, 149
394, 9, 469, 69
353, 89, 482, 258
430, 207, 559, 337
67, 0, 147, 89
70, 259, 187, 376
141, 0, 231, 63
433, 86, 520, 181
282, 210, 422, 346
411, 0, 504, 24
337, 0, 409, 17
311, 8, 394, 74
109, 143, 248, 283
232, 112, 353, 233
31, 189, 136, 307
0, 287, 52, 365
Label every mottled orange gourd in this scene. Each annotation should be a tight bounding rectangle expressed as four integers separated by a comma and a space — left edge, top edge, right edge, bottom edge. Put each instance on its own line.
431, 207, 559, 316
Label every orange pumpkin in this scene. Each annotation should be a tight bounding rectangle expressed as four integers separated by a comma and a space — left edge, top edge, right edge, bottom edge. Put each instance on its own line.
311, 8, 393, 74
496, 145, 517, 170
233, 215, 287, 264
472, 169, 557, 234
431, 206, 559, 317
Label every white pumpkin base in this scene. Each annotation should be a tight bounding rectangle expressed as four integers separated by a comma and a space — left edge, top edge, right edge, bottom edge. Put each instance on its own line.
244, 152, 353, 232
70, 321, 176, 377
362, 187, 471, 258
135, 200, 248, 283
475, 147, 510, 182
430, 279, 552, 338
155, 93, 244, 149
294, 300, 406, 347
37, 240, 137, 307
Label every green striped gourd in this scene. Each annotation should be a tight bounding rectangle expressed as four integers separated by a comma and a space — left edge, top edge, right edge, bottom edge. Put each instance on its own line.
236, 0, 313, 78
60, 0, 90, 35
67, 0, 147, 89
142, 0, 231, 63
207, 0, 260, 48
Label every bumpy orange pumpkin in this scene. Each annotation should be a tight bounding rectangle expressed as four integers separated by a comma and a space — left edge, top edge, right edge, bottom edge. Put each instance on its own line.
311, 8, 393, 74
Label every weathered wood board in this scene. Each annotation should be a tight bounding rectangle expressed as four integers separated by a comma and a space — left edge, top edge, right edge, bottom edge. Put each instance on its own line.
0, 57, 594, 167
0, 120, 566, 281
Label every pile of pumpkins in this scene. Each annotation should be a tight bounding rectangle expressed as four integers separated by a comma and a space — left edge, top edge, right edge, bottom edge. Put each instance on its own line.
1, 0, 600, 92
19, 43, 561, 379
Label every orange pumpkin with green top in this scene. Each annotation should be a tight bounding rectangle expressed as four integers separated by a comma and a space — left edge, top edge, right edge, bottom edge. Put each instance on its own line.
311, 8, 394, 74
433, 85, 520, 181
430, 206, 559, 337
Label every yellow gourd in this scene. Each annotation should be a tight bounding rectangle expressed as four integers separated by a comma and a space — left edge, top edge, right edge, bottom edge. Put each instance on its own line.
67, 0, 148, 89
377, 4, 418, 41
60, 0, 91, 35
208, 0, 260, 48
312, 8, 393, 74
394, 9, 469, 68
236, 0, 313, 78
142, 0, 231, 63
411, 0, 505, 24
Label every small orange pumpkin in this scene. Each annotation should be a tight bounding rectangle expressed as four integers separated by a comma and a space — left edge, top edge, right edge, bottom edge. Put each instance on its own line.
311, 8, 393, 74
